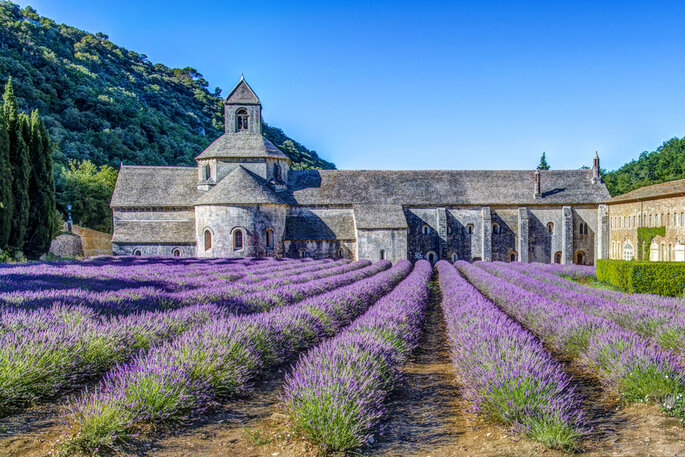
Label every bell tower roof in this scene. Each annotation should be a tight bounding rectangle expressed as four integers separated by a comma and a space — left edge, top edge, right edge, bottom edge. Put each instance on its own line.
225, 75, 260, 105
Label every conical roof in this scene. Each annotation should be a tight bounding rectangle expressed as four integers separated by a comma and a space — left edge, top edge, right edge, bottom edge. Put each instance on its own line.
195, 166, 286, 206
194, 133, 289, 161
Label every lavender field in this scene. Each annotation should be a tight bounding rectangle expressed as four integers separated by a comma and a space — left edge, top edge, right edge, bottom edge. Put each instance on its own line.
0, 257, 684, 457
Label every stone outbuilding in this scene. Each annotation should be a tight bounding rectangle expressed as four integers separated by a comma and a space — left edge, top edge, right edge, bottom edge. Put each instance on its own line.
111, 77, 611, 265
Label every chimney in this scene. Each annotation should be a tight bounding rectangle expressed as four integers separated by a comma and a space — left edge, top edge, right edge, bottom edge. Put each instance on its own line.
534, 168, 542, 199
591, 151, 601, 184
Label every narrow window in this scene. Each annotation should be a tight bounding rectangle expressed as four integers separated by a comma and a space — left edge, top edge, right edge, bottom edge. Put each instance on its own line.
204, 230, 212, 251
492, 222, 501, 234
451, 252, 457, 263
546, 222, 554, 234
421, 224, 430, 235
299, 248, 307, 258
467, 224, 474, 235
273, 163, 281, 182
447, 225, 452, 235
172, 248, 181, 257
203, 164, 211, 180
266, 229, 274, 249
234, 229, 244, 250
509, 251, 517, 262
133, 249, 142, 256
379, 249, 385, 260
236, 108, 249, 131
337, 248, 344, 259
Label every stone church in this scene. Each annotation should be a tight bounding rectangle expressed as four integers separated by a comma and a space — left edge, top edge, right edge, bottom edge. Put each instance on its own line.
111, 77, 611, 265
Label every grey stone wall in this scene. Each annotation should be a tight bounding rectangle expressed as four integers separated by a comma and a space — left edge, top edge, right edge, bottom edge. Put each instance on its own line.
356, 229, 408, 264
113, 244, 195, 257
225, 104, 261, 134
490, 208, 518, 261
195, 204, 287, 258
284, 240, 356, 260
573, 207, 599, 265
528, 207, 564, 263
216, 159, 268, 182
114, 209, 195, 222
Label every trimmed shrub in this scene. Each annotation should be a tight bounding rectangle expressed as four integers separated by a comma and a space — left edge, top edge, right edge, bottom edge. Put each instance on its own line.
597, 259, 685, 297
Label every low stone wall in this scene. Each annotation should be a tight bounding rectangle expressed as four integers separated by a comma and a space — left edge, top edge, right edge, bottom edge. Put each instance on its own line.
49, 224, 112, 258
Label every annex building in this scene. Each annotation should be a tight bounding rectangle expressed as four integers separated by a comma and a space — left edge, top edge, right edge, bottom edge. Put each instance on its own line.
110, 77, 611, 265
608, 178, 685, 262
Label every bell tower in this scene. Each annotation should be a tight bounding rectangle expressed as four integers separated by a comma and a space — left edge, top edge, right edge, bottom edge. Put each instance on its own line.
224, 75, 262, 134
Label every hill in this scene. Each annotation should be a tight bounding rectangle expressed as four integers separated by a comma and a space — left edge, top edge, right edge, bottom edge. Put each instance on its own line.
0, 1, 335, 170
603, 137, 685, 197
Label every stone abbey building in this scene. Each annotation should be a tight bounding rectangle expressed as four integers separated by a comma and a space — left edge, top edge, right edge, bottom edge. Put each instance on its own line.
111, 78, 611, 264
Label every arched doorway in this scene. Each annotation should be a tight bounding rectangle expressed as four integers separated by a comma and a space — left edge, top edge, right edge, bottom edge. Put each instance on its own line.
509, 250, 517, 262
554, 251, 562, 264
575, 250, 585, 265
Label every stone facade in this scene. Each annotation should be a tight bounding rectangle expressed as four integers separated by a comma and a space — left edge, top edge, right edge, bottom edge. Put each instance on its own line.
608, 179, 685, 261
110, 77, 612, 265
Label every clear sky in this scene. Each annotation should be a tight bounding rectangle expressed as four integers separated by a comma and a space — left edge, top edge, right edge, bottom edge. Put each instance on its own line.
14, 0, 685, 171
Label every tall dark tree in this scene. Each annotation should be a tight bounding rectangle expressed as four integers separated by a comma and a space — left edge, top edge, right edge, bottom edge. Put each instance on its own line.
0, 109, 11, 248
4, 77, 30, 251
24, 109, 56, 259
538, 152, 551, 170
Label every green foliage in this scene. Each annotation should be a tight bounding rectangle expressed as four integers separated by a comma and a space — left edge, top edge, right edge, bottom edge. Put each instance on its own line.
596, 259, 685, 297
24, 109, 56, 259
0, 103, 11, 247
603, 137, 685, 196
4, 77, 29, 250
537, 152, 550, 170
0, 2, 334, 172
636, 226, 665, 261
55, 160, 117, 233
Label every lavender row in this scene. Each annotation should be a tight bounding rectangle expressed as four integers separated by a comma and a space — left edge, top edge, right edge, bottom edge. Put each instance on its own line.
0, 259, 365, 314
479, 262, 685, 356
0, 304, 222, 417
455, 261, 685, 419
438, 261, 586, 450
61, 261, 413, 454
282, 260, 432, 452
520, 262, 596, 281
513, 262, 685, 315
0, 261, 390, 416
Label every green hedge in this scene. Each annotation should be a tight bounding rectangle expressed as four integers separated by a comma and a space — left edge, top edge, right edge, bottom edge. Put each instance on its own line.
596, 259, 685, 297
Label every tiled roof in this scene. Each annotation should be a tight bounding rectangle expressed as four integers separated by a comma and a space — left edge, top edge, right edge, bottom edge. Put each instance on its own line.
608, 178, 685, 204
195, 166, 286, 206
110, 166, 199, 208
194, 133, 289, 161
112, 220, 195, 244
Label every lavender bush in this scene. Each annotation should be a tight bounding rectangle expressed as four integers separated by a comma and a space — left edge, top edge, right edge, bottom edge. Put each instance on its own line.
62, 260, 412, 455
479, 262, 685, 356
456, 261, 685, 418
282, 260, 432, 452
438, 261, 586, 450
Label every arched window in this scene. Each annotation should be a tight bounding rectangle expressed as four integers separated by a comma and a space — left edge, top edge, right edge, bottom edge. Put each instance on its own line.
575, 251, 585, 265
234, 229, 244, 250
466, 224, 474, 235
509, 251, 517, 262
554, 251, 562, 264
492, 222, 501, 234
273, 163, 282, 182
204, 230, 212, 251
668, 243, 673, 261
379, 249, 385, 260
337, 248, 344, 259
236, 108, 249, 131
451, 252, 458, 263
203, 164, 211, 180
426, 251, 437, 265
266, 229, 274, 249
649, 215, 652, 226
578, 222, 588, 235
623, 241, 633, 261
421, 224, 430, 235
299, 248, 307, 258
133, 249, 142, 256
546, 222, 554, 234
172, 248, 181, 257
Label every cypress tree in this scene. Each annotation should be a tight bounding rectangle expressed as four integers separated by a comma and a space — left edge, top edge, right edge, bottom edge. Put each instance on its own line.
4, 77, 30, 252
0, 109, 11, 248
24, 110, 56, 259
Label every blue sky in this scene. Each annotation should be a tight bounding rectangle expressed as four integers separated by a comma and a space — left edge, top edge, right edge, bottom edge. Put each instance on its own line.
16, 0, 685, 171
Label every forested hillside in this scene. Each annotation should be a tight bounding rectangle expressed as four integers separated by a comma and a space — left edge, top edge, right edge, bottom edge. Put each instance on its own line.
0, 1, 334, 170
603, 137, 685, 196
